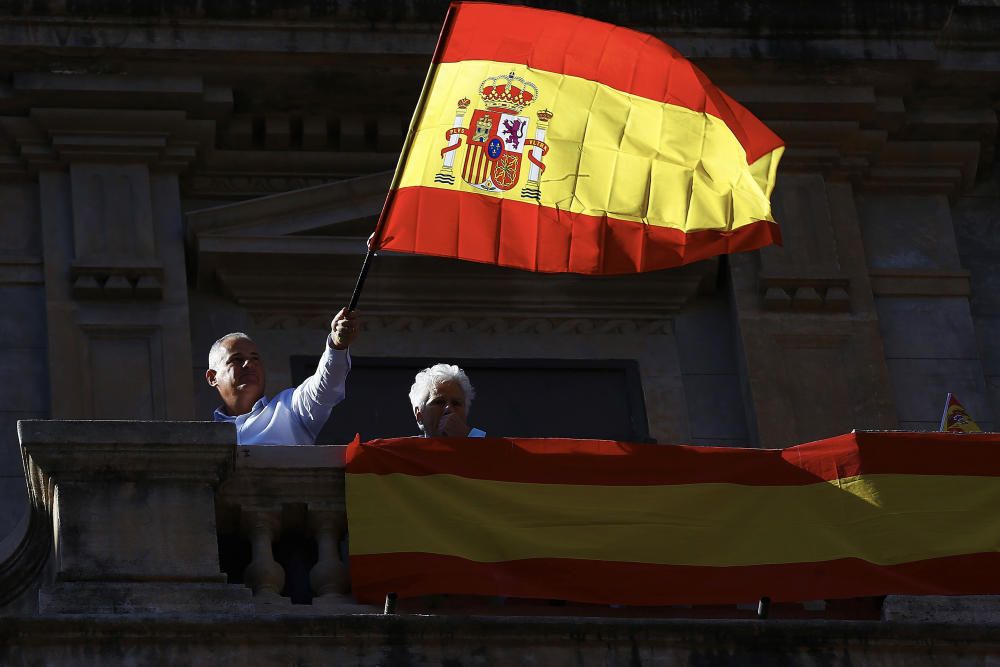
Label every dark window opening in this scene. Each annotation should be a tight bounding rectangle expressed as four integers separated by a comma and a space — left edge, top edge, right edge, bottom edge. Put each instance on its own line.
290, 357, 651, 444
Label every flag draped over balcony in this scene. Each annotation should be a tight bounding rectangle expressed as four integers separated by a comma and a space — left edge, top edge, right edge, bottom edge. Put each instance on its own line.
371, 2, 784, 275
346, 431, 1000, 606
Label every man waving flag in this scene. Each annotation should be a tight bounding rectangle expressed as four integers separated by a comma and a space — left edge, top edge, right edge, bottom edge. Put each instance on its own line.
372, 2, 784, 275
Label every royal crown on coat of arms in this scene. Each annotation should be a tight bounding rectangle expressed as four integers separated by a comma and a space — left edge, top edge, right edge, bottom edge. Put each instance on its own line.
435, 71, 553, 200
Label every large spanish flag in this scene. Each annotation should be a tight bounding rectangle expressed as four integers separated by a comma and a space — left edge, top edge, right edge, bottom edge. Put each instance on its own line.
347, 431, 1000, 605
373, 2, 784, 275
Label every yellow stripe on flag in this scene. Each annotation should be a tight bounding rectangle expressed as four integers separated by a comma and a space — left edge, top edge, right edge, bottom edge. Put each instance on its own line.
400, 59, 780, 233
348, 472, 1000, 567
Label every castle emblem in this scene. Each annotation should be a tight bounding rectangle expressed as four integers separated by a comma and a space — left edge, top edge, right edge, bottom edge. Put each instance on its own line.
435, 72, 553, 200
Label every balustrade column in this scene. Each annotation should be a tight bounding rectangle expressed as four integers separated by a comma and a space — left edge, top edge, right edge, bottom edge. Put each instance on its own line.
241, 509, 284, 600
309, 509, 350, 601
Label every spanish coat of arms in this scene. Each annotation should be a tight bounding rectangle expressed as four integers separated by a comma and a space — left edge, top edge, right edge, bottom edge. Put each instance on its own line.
435, 72, 553, 200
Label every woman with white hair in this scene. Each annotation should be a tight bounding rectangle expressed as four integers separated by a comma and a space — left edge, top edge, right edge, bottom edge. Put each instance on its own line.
409, 364, 486, 438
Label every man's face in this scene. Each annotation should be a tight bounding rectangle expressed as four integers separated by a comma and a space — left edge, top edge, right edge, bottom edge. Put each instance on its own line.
415, 380, 468, 437
206, 337, 266, 412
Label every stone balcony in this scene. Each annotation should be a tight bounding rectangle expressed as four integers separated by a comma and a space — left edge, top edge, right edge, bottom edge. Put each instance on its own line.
14, 419, 364, 616
5, 420, 1000, 665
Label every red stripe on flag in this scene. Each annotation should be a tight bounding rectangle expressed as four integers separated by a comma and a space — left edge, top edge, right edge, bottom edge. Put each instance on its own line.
477, 149, 488, 184
350, 551, 1000, 606
380, 186, 780, 275
439, 2, 782, 164
346, 432, 1000, 485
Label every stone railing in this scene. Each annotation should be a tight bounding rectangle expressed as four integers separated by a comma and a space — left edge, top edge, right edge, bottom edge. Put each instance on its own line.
217, 442, 366, 611
11, 419, 1000, 625
16, 420, 369, 614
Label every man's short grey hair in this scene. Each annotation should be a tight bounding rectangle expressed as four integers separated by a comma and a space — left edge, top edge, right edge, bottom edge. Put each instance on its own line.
409, 364, 475, 412
208, 332, 253, 370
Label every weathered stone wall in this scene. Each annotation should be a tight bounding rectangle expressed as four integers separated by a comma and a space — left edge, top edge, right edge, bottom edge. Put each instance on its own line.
4, 614, 1000, 667
0, 0, 958, 31
0, 182, 46, 544
954, 169, 1000, 433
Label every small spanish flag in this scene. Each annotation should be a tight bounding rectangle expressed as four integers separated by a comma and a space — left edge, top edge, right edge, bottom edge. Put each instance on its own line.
941, 393, 982, 433
374, 2, 783, 275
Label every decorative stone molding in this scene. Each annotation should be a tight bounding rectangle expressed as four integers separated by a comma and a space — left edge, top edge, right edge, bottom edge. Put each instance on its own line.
0, 73, 223, 175
731, 84, 992, 196
184, 174, 341, 198
70, 263, 164, 300
868, 269, 972, 297
0, 109, 214, 172
759, 273, 852, 312
219, 112, 404, 154
187, 171, 391, 239
0, 256, 43, 286
212, 257, 709, 321
250, 313, 675, 336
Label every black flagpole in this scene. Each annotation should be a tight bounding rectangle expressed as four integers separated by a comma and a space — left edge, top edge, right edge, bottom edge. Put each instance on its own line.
348, 247, 376, 311
344, 3, 457, 311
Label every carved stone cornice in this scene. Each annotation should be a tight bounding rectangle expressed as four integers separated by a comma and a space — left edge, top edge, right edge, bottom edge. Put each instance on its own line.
0, 108, 214, 171
220, 255, 712, 321
0, 73, 224, 173
733, 83, 993, 195
187, 171, 391, 240
250, 313, 675, 336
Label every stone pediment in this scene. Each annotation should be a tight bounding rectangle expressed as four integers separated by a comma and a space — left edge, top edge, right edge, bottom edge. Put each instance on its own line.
186, 172, 717, 323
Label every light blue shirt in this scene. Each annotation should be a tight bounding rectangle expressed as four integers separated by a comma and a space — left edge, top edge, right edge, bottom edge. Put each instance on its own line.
214, 343, 351, 445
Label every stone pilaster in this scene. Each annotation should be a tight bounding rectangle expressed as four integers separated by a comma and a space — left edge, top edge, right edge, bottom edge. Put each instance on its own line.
0, 74, 222, 419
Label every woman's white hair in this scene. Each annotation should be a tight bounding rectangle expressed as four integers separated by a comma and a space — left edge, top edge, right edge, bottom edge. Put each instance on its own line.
207, 332, 253, 370
409, 364, 475, 412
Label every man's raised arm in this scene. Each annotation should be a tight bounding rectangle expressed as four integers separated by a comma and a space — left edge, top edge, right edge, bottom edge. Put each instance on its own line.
291, 307, 361, 440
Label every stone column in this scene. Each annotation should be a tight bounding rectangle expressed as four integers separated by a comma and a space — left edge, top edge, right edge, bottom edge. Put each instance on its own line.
309, 509, 351, 604
18, 419, 252, 614
241, 508, 285, 600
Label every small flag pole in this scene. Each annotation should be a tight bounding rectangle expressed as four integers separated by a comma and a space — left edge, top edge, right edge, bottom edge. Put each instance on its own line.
346, 3, 458, 311
939, 393, 954, 432
757, 596, 770, 619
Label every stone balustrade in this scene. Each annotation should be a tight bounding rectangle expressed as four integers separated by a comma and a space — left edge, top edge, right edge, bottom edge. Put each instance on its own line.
10, 419, 1000, 665
217, 443, 365, 611
12, 419, 1000, 626
16, 419, 369, 614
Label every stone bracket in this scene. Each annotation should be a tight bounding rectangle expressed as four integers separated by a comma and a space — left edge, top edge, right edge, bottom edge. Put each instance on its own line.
759, 273, 851, 312
70, 263, 164, 300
